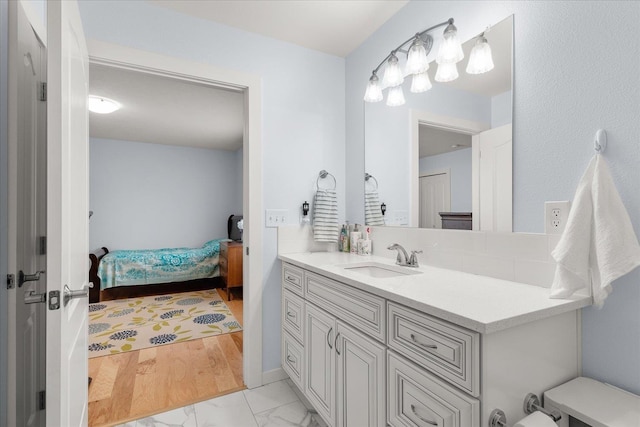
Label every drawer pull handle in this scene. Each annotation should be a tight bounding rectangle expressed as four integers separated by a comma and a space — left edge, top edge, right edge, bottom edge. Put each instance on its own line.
327, 327, 333, 349
286, 355, 295, 364
286, 311, 295, 318
334, 332, 341, 355
286, 275, 298, 283
410, 334, 438, 350
411, 404, 438, 426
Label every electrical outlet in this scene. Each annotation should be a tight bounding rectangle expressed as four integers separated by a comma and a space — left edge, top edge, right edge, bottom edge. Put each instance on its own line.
544, 201, 571, 234
265, 209, 289, 228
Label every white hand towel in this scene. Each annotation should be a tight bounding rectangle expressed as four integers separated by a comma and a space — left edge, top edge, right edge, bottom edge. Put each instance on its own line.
312, 189, 339, 242
365, 191, 385, 226
550, 155, 640, 307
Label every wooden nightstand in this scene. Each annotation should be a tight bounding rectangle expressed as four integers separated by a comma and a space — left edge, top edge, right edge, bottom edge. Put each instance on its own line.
220, 241, 243, 300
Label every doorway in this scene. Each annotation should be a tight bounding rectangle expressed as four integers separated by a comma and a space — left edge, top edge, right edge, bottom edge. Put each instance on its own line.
418, 170, 451, 229
85, 46, 262, 425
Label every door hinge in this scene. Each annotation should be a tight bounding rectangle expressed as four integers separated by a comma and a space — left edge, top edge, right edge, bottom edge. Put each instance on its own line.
39, 82, 46, 101
38, 390, 45, 410
39, 236, 47, 255
246, 247, 249, 256
6, 274, 15, 289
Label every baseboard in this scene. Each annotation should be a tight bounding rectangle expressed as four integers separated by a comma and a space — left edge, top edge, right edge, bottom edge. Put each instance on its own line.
262, 367, 289, 385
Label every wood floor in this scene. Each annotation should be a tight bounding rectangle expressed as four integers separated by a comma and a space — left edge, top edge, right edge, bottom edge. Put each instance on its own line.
88, 288, 244, 427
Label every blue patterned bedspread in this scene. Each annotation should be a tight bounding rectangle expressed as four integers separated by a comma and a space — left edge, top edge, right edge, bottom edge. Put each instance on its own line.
97, 239, 224, 290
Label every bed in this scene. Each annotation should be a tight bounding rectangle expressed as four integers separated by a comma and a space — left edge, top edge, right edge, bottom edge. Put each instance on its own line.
89, 239, 225, 302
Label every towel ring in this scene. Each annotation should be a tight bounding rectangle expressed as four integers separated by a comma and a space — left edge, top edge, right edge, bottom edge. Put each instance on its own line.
365, 173, 378, 190
594, 129, 607, 153
317, 170, 337, 190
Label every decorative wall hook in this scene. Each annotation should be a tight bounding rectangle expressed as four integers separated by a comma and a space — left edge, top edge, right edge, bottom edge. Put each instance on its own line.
594, 129, 607, 153
381, 203, 387, 216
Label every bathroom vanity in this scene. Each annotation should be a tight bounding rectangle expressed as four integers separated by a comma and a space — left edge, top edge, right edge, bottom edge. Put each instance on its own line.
279, 252, 591, 427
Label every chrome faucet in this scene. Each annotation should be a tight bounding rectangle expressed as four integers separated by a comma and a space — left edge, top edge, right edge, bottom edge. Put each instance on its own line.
387, 243, 422, 268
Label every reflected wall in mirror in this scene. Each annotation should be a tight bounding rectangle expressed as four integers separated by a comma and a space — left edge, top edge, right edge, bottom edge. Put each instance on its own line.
364, 15, 513, 231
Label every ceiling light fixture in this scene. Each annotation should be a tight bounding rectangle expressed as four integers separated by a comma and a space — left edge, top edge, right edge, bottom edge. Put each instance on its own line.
364, 18, 494, 106
88, 95, 121, 114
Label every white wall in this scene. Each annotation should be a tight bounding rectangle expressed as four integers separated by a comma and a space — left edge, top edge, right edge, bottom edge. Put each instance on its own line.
347, 1, 640, 394
420, 148, 472, 212
79, 1, 346, 373
491, 90, 512, 128
89, 138, 241, 251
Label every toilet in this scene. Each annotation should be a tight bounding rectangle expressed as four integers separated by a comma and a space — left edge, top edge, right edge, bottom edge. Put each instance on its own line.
542, 377, 640, 427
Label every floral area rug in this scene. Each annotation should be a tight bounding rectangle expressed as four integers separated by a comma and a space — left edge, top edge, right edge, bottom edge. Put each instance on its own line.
88, 289, 241, 358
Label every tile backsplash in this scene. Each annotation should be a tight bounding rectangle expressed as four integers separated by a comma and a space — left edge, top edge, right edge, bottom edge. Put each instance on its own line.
278, 225, 562, 289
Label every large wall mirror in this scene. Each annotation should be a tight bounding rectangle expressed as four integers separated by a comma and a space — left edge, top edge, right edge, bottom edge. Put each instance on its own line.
364, 15, 513, 231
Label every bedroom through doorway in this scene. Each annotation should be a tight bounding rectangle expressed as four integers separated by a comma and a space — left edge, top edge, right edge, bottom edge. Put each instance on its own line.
85, 61, 248, 426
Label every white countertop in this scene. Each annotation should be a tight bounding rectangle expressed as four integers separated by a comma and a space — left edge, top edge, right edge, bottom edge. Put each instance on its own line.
279, 252, 591, 334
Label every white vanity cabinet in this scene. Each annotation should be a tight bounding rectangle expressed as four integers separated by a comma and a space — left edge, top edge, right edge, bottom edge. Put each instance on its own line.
281, 260, 581, 427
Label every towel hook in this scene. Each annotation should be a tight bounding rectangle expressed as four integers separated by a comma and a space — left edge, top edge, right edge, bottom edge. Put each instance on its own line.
316, 170, 337, 190
594, 129, 607, 154
365, 173, 378, 190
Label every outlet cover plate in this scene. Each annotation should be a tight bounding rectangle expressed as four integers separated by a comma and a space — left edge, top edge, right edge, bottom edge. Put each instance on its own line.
265, 209, 289, 228
544, 201, 571, 234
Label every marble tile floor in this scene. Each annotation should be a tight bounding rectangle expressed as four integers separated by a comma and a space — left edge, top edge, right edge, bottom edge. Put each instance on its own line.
117, 379, 326, 427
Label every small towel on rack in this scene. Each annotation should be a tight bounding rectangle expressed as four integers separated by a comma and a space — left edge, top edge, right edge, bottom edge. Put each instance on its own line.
365, 191, 385, 226
312, 189, 339, 242
550, 155, 640, 307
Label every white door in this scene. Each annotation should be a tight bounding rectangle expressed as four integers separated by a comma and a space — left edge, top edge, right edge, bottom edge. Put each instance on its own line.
305, 303, 336, 427
46, 1, 90, 426
335, 321, 385, 427
14, 3, 47, 425
473, 124, 512, 232
419, 172, 451, 229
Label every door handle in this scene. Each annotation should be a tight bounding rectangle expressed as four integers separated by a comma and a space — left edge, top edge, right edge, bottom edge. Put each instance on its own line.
63, 283, 93, 307
24, 290, 47, 304
18, 270, 45, 287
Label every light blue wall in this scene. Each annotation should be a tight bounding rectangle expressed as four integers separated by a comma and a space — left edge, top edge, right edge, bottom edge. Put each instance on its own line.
90, 138, 241, 251
491, 90, 512, 128
347, 1, 640, 394
420, 148, 472, 212
79, 0, 346, 372
0, 0, 9, 422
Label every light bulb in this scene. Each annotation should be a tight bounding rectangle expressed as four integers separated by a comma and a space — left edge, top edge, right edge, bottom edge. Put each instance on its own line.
405, 37, 429, 75
88, 96, 121, 114
410, 71, 432, 93
382, 53, 404, 87
386, 86, 405, 107
363, 74, 383, 102
435, 62, 458, 82
466, 35, 494, 74
436, 23, 464, 64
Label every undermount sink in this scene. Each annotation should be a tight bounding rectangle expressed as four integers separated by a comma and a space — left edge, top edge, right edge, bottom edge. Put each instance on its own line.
340, 262, 422, 278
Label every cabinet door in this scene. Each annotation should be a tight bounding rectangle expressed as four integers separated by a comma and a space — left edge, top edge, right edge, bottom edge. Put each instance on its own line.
335, 321, 386, 427
305, 303, 336, 427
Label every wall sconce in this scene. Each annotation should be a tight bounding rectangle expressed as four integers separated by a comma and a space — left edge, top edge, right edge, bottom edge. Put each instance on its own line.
301, 201, 310, 224
381, 203, 387, 216
364, 18, 494, 106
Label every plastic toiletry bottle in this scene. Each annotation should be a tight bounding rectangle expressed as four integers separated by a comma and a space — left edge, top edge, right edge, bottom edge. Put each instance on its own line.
350, 224, 361, 254
338, 224, 345, 252
342, 222, 351, 253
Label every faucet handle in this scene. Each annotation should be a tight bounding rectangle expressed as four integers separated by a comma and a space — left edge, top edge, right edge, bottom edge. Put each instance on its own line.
408, 250, 423, 267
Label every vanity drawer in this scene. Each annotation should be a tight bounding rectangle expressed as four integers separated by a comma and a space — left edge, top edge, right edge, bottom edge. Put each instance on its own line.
283, 264, 304, 296
387, 302, 479, 396
282, 289, 304, 343
388, 352, 479, 427
282, 330, 304, 391
305, 270, 385, 342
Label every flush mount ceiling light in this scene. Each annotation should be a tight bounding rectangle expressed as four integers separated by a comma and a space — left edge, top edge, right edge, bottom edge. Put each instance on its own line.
364, 18, 494, 106
88, 95, 121, 114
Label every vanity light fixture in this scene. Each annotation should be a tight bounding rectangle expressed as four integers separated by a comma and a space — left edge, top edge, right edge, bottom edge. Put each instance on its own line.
88, 95, 120, 114
364, 18, 494, 106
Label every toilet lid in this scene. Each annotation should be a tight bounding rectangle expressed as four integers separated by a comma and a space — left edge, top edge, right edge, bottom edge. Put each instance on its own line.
544, 377, 640, 427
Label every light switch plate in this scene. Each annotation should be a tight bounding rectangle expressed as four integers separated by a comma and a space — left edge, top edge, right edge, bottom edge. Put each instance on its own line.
393, 210, 409, 226
265, 209, 289, 228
